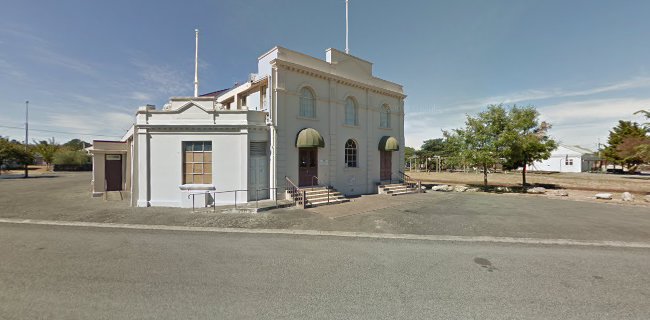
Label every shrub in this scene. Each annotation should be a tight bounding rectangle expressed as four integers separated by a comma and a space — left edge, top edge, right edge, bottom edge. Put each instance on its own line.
53, 149, 91, 165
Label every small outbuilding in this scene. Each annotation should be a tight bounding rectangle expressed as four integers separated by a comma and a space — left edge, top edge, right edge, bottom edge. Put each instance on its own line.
88, 140, 131, 196
526, 145, 600, 173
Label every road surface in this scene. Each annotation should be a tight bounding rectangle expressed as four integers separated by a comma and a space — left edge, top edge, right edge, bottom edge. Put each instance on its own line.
1, 223, 649, 319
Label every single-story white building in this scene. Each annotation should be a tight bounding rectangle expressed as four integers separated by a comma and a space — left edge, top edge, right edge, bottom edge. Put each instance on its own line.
90, 46, 406, 208
526, 144, 600, 173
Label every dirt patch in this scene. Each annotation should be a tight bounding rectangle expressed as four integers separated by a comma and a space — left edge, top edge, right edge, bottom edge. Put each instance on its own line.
409, 171, 650, 194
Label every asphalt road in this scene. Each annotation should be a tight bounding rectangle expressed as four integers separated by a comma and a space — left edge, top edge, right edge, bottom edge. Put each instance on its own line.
1, 223, 649, 320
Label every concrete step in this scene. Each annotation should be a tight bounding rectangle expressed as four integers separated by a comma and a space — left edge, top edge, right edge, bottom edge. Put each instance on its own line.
390, 189, 420, 196
104, 191, 128, 201
307, 194, 346, 202
379, 183, 405, 189
307, 191, 343, 199
307, 198, 350, 207
304, 189, 339, 196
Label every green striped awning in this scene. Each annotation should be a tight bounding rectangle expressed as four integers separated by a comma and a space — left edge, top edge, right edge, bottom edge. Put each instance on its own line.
378, 136, 399, 151
296, 128, 325, 148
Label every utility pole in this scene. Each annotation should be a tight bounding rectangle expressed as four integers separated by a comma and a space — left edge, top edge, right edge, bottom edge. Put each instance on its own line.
24, 100, 29, 178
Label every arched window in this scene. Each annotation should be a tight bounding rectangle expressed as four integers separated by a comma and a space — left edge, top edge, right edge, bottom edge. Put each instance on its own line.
299, 87, 315, 118
344, 139, 358, 168
380, 104, 391, 128
345, 97, 358, 125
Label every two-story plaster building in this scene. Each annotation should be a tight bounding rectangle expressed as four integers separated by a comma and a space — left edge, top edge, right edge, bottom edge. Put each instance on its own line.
90, 46, 406, 207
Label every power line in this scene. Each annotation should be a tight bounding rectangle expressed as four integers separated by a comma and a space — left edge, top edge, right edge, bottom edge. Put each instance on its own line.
0, 125, 122, 138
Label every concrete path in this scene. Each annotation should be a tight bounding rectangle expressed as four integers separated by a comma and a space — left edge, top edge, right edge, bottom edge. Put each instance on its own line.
309, 193, 431, 218
1, 222, 649, 319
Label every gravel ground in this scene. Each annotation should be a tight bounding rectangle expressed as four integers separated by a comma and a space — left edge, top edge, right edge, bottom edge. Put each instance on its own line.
1, 172, 649, 242
409, 171, 650, 194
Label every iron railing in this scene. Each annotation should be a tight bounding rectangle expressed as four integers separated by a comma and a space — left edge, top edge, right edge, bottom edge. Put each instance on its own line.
311, 175, 320, 188
285, 176, 306, 208
186, 187, 282, 212
399, 171, 422, 192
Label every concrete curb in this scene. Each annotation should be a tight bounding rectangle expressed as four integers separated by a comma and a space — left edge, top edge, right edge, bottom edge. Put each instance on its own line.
1, 218, 649, 249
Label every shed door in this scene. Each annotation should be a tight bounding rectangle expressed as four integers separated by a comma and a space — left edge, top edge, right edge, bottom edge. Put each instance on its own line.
105, 154, 122, 191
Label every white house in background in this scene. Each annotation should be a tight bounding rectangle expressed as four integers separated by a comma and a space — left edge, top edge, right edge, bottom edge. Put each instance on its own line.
526, 144, 599, 173
89, 46, 406, 207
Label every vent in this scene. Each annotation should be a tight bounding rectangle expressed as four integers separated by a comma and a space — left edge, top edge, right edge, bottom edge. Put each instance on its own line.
250, 142, 267, 157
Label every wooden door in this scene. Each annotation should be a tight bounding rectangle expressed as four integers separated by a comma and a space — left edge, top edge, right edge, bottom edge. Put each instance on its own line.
105, 154, 122, 191
380, 151, 392, 181
298, 148, 318, 187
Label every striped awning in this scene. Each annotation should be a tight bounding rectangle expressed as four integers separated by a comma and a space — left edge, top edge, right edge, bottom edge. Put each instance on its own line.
296, 128, 325, 148
378, 136, 399, 151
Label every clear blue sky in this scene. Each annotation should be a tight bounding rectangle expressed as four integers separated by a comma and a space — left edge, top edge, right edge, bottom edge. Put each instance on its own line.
1, 0, 649, 150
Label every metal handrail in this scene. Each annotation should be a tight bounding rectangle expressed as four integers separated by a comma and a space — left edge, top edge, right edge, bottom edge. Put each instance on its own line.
311, 175, 319, 188
399, 170, 422, 193
186, 187, 282, 212
285, 176, 305, 208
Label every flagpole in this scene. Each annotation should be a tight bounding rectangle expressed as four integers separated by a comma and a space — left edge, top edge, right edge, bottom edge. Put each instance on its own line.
345, 0, 349, 54
194, 29, 199, 98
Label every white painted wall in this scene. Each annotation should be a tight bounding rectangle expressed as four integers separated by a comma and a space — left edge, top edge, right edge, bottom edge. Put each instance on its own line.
131, 101, 269, 208
146, 132, 248, 207
526, 145, 597, 173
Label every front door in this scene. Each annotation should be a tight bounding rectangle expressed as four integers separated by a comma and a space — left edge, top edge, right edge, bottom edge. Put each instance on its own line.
380, 151, 392, 181
298, 148, 318, 187
105, 154, 122, 191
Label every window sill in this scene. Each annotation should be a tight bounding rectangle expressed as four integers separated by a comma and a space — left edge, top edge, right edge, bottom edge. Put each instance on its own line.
179, 184, 216, 191
296, 116, 318, 121
342, 124, 360, 128
378, 126, 393, 130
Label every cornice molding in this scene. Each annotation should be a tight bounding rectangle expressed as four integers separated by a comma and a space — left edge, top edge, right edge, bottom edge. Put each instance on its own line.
271, 60, 406, 100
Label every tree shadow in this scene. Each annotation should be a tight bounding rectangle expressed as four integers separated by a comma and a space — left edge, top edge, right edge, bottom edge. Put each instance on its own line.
0, 175, 59, 180
465, 183, 561, 194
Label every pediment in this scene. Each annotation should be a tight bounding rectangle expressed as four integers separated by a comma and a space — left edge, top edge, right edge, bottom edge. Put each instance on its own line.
335, 58, 372, 78
176, 101, 212, 114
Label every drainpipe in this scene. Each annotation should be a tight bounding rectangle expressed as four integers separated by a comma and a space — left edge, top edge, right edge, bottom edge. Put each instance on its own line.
270, 65, 278, 200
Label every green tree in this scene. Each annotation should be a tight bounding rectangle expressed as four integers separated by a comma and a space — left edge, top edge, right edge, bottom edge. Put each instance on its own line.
0, 138, 33, 174
502, 106, 558, 186
616, 136, 650, 165
53, 149, 91, 165
62, 139, 91, 151
441, 129, 467, 169
420, 138, 447, 156
32, 138, 60, 170
450, 105, 510, 186
404, 146, 416, 164
603, 121, 648, 167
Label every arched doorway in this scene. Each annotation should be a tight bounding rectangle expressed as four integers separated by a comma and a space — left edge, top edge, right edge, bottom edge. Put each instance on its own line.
378, 136, 399, 182
296, 128, 325, 187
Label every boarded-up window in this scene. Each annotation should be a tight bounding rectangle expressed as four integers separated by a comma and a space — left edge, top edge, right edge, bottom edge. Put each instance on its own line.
183, 141, 212, 184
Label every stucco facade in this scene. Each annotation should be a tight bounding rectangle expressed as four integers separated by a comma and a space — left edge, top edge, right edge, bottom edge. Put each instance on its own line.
90, 46, 406, 207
